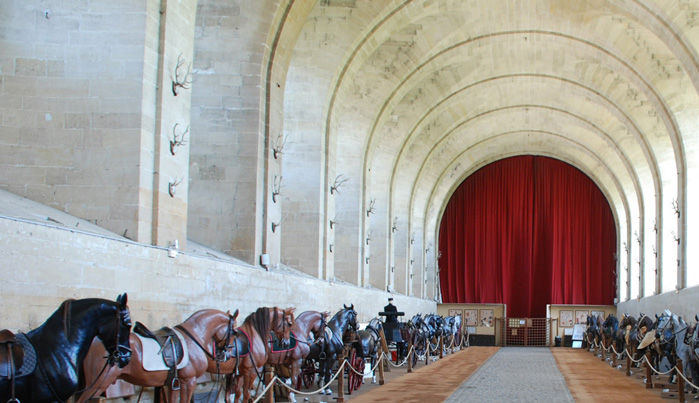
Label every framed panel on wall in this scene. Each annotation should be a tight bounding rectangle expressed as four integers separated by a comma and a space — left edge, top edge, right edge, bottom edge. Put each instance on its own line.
575, 310, 589, 325
479, 309, 494, 327
463, 309, 478, 326
559, 310, 573, 327
448, 309, 462, 318
591, 310, 605, 318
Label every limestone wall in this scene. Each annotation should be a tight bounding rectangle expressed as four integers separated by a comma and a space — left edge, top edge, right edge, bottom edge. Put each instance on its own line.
0, 214, 435, 331
616, 286, 699, 321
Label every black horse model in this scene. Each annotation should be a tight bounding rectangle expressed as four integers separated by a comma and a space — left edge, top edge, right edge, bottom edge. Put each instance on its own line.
407, 314, 429, 366
355, 318, 383, 383
306, 304, 357, 396
0, 294, 132, 403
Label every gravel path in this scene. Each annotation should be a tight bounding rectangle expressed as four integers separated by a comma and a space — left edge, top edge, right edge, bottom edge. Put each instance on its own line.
445, 347, 574, 402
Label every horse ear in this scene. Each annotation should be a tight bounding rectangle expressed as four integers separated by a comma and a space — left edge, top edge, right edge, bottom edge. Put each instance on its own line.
232, 309, 239, 320
350, 304, 354, 310
117, 293, 128, 307
344, 304, 348, 309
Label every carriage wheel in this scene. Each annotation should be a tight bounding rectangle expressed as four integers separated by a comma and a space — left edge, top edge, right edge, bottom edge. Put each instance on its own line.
353, 354, 365, 391
302, 369, 316, 390
347, 348, 365, 394
298, 360, 316, 390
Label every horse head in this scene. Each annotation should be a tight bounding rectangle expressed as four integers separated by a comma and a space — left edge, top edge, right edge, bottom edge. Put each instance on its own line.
276, 307, 296, 347
654, 311, 673, 341
313, 311, 330, 338
212, 309, 238, 359
97, 293, 132, 368
341, 304, 359, 333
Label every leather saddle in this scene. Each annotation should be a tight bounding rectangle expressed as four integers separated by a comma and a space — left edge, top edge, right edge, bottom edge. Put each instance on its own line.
133, 322, 185, 389
0, 329, 23, 379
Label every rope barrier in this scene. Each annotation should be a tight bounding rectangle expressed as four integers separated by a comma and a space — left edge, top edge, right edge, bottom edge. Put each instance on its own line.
272, 359, 349, 397
674, 363, 699, 391
253, 330, 470, 402
251, 374, 278, 403
625, 348, 645, 364
384, 345, 416, 368
642, 354, 674, 376
428, 337, 442, 353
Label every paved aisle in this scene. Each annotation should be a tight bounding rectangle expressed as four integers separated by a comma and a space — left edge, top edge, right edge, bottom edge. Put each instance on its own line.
445, 347, 574, 402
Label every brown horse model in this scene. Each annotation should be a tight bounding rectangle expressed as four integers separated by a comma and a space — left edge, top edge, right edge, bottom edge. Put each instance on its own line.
77, 309, 238, 403
267, 310, 329, 402
212, 307, 295, 403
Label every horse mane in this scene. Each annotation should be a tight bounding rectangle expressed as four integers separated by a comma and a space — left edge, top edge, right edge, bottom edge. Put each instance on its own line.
243, 307, 279, 351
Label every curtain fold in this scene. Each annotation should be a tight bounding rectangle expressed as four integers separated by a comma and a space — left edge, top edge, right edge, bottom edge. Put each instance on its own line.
438, 156, 616, 317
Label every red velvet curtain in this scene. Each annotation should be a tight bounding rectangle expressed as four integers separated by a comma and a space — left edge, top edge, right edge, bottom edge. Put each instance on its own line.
438, 156, 616, 317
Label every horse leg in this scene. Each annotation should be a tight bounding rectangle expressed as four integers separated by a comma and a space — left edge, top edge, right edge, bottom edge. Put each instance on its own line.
224, 374, 234, 403
288, 360, 300, 403
324, 359, 334, 396
180, 377, 197, 403
317, 359, 327, 393
243, 372, 255, 403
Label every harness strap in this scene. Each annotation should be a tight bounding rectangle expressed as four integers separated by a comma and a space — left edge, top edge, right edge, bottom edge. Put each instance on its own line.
238, 328, 265, 386
168, 337, 180, 390
175, 324, 216, 361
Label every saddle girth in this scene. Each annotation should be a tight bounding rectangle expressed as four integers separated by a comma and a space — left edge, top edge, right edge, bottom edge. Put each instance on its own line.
133, 322, 184, 390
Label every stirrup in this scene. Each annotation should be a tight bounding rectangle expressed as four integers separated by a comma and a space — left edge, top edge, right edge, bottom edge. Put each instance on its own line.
171, 377, 181, 390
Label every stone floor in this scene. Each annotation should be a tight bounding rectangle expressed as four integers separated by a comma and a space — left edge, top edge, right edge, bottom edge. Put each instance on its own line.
444, 347, 574, 402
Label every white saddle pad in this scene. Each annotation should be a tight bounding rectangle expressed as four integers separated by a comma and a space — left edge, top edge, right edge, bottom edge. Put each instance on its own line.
137, 329, 189, 372
638, 331, 656, 349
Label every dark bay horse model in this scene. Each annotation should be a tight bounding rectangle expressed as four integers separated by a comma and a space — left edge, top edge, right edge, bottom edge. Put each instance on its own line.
0, 294, 131, 403
306, 304, 358, 397
616, 313, 638, 356
629, 312, 660, 372
78, 309, 238, 403
586, 314, 601, 347
601, 314, 618, 349
267, 310, 328, 403
229, 307, 296, 403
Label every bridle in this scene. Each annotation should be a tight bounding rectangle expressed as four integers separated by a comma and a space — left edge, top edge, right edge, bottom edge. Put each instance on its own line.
102, 306, 133, 367
212, 313, 238, 362
268, 308, 294, 349
366, 319, 382, 340
75, 305, 132, 401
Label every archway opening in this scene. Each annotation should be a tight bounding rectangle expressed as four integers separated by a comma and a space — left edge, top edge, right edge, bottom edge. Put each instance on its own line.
438, 156, 616, 317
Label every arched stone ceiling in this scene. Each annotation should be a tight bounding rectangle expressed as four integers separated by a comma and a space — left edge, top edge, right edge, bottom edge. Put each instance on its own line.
282, 0, 699, 298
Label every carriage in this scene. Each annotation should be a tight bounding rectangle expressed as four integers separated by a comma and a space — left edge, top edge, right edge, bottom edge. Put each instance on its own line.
297, 307, 406, 396
380, 310, 409, 363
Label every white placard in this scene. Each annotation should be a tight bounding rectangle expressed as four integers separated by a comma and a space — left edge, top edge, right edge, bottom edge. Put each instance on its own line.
572, 324, 586, 340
